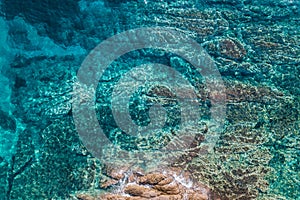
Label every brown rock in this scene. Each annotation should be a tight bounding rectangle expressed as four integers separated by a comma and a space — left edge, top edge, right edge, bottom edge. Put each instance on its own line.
100, 179, 119, 189
101, 194, 149, 200
102, 164, 129, 180
74, 167, 220, 200
158, 177, 173, 185
154, 182, 180, 195
101, 194, 128, 200
124, 184, 147, 196
76, 194, 98, 200
219, 38, 246, 60
124, 184, 161, 198
152, 194, 182, 200
139, 173, 167, 185
103, 163, 141, 179
188, 192, 208, 200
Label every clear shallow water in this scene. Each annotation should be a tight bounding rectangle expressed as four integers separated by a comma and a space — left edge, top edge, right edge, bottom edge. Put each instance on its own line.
0, 0, 299, 199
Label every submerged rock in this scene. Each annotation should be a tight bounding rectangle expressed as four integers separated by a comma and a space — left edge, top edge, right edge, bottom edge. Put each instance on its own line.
75, 166, 220, 200
1, 0, 299, 199
0, 110, 16, 132
218, 38, 247, 60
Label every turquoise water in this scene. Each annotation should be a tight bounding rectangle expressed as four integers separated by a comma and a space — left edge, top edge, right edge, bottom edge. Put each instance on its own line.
0, 0, 299, 199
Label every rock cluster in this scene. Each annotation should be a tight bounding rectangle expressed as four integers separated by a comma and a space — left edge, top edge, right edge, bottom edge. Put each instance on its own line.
76, 166, 220, 200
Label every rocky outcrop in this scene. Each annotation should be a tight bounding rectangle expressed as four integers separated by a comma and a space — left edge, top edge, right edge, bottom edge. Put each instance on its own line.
75, 166, 220, 200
